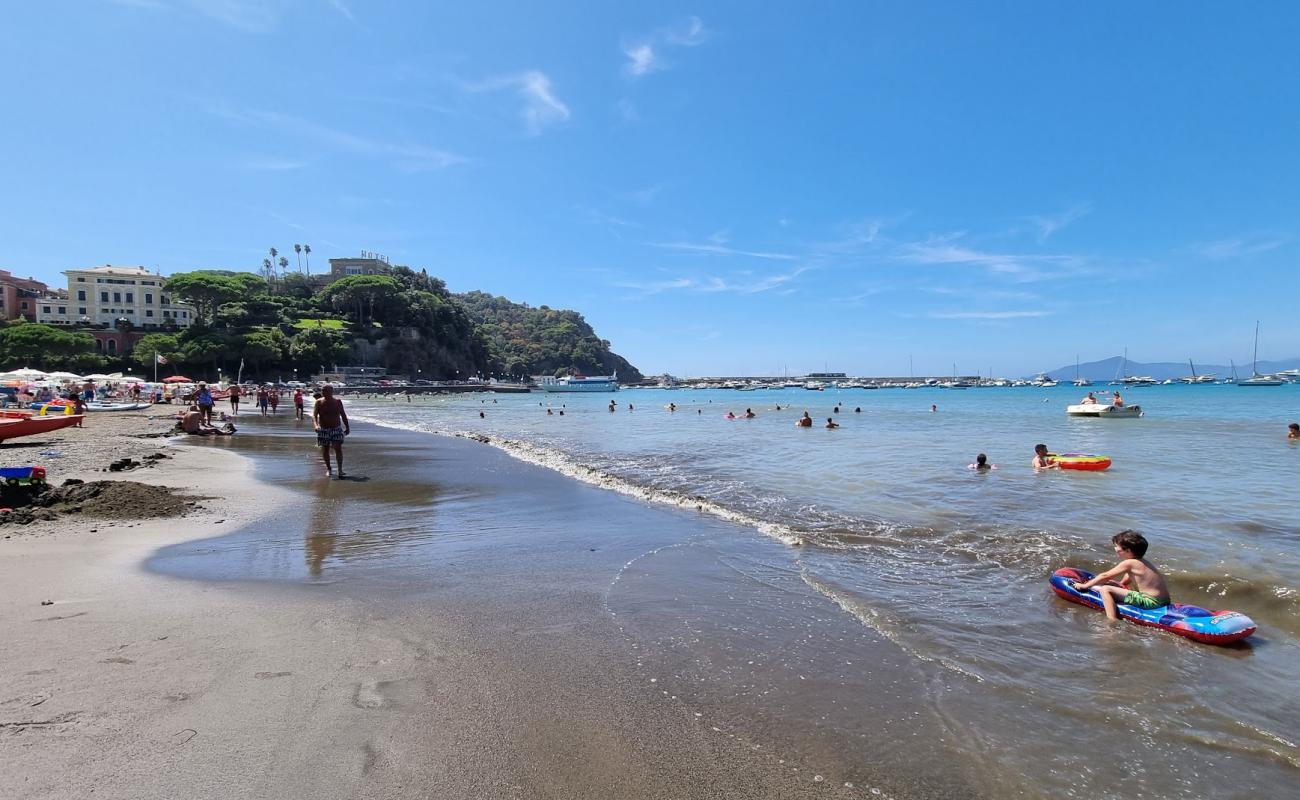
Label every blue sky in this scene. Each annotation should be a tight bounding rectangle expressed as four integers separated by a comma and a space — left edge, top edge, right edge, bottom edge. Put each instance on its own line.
3, 2, 1298, 376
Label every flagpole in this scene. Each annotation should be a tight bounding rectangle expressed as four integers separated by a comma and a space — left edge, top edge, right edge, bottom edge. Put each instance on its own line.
154, 353, 158, 383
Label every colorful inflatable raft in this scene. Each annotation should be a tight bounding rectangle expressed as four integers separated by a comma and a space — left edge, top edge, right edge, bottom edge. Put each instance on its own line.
1050, 567, 1257, 645
1050, 453, 1111, 471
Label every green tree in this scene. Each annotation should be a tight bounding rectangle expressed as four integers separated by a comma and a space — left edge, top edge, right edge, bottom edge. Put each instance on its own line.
131, 333, 182, 370
180, 333, 228, 378
240, 329, 289, 375
0, 323, 97, 369
321, 275, 403, 328
288, 327, 349, 375
164, 272, 248, 324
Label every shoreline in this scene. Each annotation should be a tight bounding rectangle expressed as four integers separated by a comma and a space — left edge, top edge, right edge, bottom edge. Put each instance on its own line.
2, 415, 950, 799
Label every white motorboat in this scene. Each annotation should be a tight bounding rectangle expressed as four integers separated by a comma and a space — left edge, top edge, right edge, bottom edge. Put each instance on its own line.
1067, 403, 1143, 418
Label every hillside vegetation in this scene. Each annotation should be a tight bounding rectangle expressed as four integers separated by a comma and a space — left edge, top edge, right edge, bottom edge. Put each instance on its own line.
0, 268, 641, 382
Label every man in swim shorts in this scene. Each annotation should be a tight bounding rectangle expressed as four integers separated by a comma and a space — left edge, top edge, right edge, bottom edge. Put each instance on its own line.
1071, 530, 1171, 621
312, 384, 350, 478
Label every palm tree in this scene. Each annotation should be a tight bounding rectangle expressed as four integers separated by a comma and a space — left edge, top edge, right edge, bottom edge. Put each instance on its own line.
268, 248, 279, 282
262, 258, 273, 282
303, 244, 312, 275
294, 243, 303, 272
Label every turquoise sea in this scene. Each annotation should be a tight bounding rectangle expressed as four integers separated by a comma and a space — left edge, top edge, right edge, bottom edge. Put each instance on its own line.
333, 382, 1299, 797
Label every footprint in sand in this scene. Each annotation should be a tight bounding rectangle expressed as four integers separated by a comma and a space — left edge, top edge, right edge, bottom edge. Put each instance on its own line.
100, 657, 136, 665
352, 682, 388, 710
254, 671, 292, 679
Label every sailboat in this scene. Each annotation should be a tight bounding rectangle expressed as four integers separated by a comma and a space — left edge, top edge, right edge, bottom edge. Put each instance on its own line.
1239, 322, 1284, 387
1179, 359, 1216, 384
1072, 355, 1092, 387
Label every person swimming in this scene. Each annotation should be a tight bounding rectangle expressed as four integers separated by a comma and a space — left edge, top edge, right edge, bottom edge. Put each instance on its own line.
796, 411, 812, 427
825, 417, 839, 429
854, 407, 861, 413
744, 408, 756, 418
725, 411, 736, 420
970, 453, 995, 470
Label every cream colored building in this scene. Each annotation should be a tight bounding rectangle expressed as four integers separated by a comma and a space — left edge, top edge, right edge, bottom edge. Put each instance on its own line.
35, 265, 195, 328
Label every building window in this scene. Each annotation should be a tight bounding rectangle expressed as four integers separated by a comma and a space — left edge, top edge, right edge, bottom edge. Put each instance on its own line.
107, 339, 117, 354
58, 307, 66, 314
113, 292, 121, 303
77, 290, 86, 301
100, 291, 109, 302
145, 293, 153, 304
42, 306, 51, 314
163, 310, 170, 318
161, 295, 170, 304
79, 307, 86, 315
77, 277, 85, 282
126, 292, 133, 303
146, 310, 154, 317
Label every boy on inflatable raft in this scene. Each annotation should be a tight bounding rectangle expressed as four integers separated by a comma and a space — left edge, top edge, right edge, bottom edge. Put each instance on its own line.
1069, 530, 1170, 618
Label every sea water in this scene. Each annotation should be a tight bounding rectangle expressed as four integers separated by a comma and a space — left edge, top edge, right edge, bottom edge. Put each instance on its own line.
340, 383, 1300, 797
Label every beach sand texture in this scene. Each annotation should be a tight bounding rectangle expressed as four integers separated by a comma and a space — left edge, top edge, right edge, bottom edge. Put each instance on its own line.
1, 410, 956, 799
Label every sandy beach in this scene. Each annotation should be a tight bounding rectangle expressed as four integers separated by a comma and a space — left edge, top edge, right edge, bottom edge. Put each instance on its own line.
1, 411, 939, 800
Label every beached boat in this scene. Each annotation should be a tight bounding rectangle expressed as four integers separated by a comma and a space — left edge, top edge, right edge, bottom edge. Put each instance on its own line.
537, 374, 619, 393
85, 402, 151, 412
0, 413, 83, 443
1066, 403, 1143, 418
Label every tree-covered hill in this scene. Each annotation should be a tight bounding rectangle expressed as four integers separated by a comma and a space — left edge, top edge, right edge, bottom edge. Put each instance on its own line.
0, 268, 642, 382
454, 290, 643, 381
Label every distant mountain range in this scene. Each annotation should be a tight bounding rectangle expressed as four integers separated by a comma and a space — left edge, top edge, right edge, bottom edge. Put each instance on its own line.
1042, 356, 1300, 382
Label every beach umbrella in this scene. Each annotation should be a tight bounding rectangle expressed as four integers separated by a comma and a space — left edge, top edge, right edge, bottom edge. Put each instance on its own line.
83, 373, 114, 381
0, 367, 49, 380
119, 376, 146, 383
46, 371, 84, 381
163, 375, 194, 383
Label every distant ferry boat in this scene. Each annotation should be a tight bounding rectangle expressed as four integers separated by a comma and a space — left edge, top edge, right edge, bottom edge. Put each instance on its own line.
538, 374, 619, 393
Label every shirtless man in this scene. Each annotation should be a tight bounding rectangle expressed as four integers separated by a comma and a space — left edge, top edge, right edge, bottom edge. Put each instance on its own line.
1032, 443, 1058, 470
312, 385, 350, 478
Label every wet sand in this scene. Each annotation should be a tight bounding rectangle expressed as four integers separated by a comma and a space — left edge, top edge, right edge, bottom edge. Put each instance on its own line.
1, 414, 980, 799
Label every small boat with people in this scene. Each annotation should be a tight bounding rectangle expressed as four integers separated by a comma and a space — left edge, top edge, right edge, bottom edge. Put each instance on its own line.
1067, 402, 1142, 418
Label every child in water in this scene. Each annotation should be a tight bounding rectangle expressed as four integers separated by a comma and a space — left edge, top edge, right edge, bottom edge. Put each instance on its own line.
1072, 530, 1171, 620
825, 417, 839, 429
1289, 422, 1299, 439
969, 453, 995, 470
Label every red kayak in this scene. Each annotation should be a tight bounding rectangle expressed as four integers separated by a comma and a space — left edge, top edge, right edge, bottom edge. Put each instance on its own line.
0, 413, 82, 443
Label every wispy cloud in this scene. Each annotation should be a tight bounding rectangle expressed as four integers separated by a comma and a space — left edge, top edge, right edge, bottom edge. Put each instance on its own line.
204, 103, 464, 170
623, 16, 709, 78
1026, 203, 1091, 242
929, 310, 1050, 320
897, 236, 1081, 281
325, 0, 354, 22
649, 241, 799, 261
465, 71, 569, 135
619, 266, 811, 296
1191, 233, 1289, 260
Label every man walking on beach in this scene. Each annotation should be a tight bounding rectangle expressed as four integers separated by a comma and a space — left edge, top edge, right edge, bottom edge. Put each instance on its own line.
312, 385, 350, 478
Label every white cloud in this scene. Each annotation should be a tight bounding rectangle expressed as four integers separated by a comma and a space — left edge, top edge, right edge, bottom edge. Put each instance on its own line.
205, 104, 463, 170
897, 237, 1081, 281
623, 16, 709, 78
929, 310, 1050, 320
467, 71, 570, 135
625, 44, 657, 77
1192, 234, 1289, 260
619, 266, 811, 296
1026, 203, 1091, 242
325, 0, 354, 22
650, 241, 798, 261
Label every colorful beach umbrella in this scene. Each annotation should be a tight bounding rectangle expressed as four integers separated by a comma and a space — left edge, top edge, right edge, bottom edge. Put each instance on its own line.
162, 375, 194, 383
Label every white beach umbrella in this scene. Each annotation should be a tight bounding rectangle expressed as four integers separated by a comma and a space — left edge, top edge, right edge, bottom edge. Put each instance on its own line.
82, 373, 114, 381
119, 375, 146, 383
46, 371, 84, 381
1, 367, 49, 380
